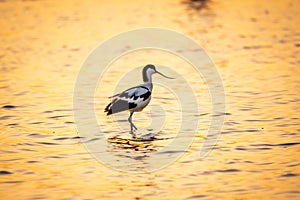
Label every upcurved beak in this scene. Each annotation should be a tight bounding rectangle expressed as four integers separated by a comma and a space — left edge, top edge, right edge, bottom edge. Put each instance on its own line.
156, 71, 175, 79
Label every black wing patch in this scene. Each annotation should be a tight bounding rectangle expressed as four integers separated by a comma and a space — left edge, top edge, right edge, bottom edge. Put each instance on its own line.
139, 87, 151, 100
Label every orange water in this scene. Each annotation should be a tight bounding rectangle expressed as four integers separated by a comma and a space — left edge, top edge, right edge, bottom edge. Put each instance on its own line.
0, 0, 299, 199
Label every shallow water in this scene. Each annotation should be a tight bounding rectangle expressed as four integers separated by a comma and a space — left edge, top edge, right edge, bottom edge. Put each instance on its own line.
1, 0, 300, 199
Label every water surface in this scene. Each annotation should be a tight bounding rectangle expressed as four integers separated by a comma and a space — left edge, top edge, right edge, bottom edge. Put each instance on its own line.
0, 0, 299, 199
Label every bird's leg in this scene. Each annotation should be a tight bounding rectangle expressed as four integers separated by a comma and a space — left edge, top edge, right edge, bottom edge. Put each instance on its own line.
128, 111, 137, 134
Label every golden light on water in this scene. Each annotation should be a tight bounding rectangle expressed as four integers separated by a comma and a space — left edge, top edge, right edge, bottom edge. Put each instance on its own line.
0, 0, 300, 199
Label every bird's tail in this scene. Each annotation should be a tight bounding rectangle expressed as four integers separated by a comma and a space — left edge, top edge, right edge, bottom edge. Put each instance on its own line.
104, 103, 112, 115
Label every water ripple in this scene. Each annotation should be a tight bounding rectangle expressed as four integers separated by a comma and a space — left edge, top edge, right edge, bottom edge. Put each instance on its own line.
251, 142, 300, 147
0, 170, 13, 175
280, 173, 298, 177
2, 105, 17, 109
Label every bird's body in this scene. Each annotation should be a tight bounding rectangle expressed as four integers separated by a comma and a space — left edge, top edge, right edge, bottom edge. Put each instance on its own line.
104, 64, 173, 134
105, 82, 152, 115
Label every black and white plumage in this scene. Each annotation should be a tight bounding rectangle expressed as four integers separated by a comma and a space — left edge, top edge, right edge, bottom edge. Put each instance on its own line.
104, 64, 174, 134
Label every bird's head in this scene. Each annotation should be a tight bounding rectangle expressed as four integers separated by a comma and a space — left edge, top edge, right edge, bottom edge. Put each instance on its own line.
143, 64, 157, 76
143, 64, 174, 82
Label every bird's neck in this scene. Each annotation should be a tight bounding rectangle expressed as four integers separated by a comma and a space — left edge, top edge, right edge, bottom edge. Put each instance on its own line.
143, 72, 152, 83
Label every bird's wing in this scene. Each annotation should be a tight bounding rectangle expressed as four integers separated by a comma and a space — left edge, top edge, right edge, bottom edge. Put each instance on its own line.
108, 85, 140, 99
104, 86, 151, 115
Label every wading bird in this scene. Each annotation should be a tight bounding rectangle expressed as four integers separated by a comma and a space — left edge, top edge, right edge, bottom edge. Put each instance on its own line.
104, 64, 174, 134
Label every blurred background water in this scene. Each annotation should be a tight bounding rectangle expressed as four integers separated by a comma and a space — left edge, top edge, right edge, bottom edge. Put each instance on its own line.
0, 0, 299, 199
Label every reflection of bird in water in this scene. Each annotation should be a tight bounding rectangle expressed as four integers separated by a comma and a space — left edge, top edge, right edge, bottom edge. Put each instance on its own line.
184, 0, 210, 10
104, 64, 174, 135
108, 136, 155, 151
